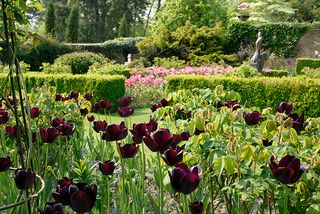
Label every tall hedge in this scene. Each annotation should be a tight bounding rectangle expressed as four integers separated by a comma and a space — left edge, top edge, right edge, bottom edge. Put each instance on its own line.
166, 75, 320, 118
295, 58, 320, 74
0, 73, 125, 105
227, 21, 310, 58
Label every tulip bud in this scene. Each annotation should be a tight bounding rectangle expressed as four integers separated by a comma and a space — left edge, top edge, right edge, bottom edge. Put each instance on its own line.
14, 168, 35, 190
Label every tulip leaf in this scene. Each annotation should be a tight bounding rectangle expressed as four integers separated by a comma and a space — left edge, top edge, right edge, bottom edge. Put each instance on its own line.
194, 113, 205, 131
214, 157, 225, 178
241, 145, 255, 163
290, 128, 299, 141
266, 120, 277, 132
148, 193, 160, 214
224, 156, 235, 175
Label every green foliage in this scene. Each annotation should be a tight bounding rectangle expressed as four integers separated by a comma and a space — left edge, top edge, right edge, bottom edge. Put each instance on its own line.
225, 62, 262, 77
128, 57, 151, 68
300, 67, 320, 78
45, 1, 55, 36
188, 53, 238, 67
54, 52, 107, 74
227, 21, 310, 58
290, 0, 320, 22
41, 62, 72, 74
0, 61, 30, 73
262, 69, 289, 77
166, 75, 320, 117
118, 14, 130, 37
153, 56, 186, 68
295, 58, 320, 74
0, 72, 125, 104
65, 2, 80, 42
88, 62, 131, 78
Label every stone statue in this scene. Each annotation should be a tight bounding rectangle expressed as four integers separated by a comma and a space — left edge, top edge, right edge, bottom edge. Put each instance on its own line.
251, 31, 267, 72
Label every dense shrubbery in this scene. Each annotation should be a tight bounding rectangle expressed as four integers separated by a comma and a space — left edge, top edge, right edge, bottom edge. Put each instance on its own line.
295, 58, 320, 74
153, 56, 186, 68
88, 62, 131, 78
166, 75, 320, 117
54, 52, 107, 74
300, 67, 320, 78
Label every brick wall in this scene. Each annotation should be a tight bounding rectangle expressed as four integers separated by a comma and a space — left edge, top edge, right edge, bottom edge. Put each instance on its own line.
296, 28, 320, 58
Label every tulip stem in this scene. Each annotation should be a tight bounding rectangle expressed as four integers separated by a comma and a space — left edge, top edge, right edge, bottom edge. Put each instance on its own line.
140, 143, 146, 209
157, 152, 163, 214
283, 185, 289, 214
106, 176, 111, 214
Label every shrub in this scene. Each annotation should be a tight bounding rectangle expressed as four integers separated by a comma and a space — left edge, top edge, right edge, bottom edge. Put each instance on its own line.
188, 52, 238, 67
54, 52, 107, 74
153, 56, 186, 68
166, 75, 320, 117
225, 62, 261, 78
41, 62, 72, 74
300, 67, 320, 78
295, 58, 320, 74
262, 69, 289, 77
88, 63, 131, 78
128, 57, 151, 69
0, 72, 125, 105
0, 61, 30, 73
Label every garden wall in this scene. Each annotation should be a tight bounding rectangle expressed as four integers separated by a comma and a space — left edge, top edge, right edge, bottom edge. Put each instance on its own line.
296, 28, 320, 58
166, 75, 320, 118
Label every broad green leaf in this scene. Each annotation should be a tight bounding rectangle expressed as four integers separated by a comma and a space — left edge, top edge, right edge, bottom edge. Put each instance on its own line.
241, 145, 255, 162
224, 156, 235, 175
266, 120, 277, 132
214, 157, 225, 178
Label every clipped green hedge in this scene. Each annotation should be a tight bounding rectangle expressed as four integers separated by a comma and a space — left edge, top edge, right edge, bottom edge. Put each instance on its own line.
262, 70, 289, 77
295, 58, 320, 74
166, 75, 320, 117
0, 72, 125, 105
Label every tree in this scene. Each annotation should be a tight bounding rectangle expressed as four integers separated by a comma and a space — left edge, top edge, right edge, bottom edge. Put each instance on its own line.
45, 0, 55, 36
65, 2, 80, 42
118, 13, 130, 37
290, 0, 320, 22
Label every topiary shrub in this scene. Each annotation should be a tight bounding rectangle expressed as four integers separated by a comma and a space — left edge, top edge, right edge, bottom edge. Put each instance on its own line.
295, 58, 320, 74
87, 62, 131, 78
262, 69, 289, 77
188, 52, 238, 67
153, 56, 186, 68
54, 52, 107, 74
300, 67, 320, 78
41, 62, 72, 74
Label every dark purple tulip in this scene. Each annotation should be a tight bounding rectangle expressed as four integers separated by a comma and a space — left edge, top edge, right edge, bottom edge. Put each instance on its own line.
52, 177, 73, 205
194, 128, 204, 136
100, 100, 113, 110
6, 97, 17, 105
119, 96, 133, 107
0, 109, 10, 124
176, 109, 192, 120
214, 101, 223, 109
224, 101, 240, 110
52, 118, 65, 128
160, 98, 170, 107
58, 123, 75, 136
150, 103, 163, 112
269, 155, 310, 184
69, 91, 79, 100
92, 120, 108, 133
146, 117, 158, 132
87, 115, 95, 122
40, 127, 60, 143
92, 102, 101, 112
0, 101, 2, 108
102, 122, 128, 141
42, 202, 64, 214
288, 113, 306, 134
80, 108, 88, 116
130, 123, 149, 144
117, 106, 134, 117
84, 93, 93, 101
162, 146, 183, 166
262, 139, 273, 147
69, 183, 97, 213
244, 111, 262, 125
189, 202, 204, 214
5, 125, 16, 138
0, 156, 12, 172
55, 94, 63, 102
277, 102, 294, 114
99, 160, 116, 175
171, 131, 191, 147
30, 107, 40, 118
180, 131, 191, 141
142, 128, 174, 153
169, 162, 201, 194
14, 168, 35, 190
118, 143, 139, 158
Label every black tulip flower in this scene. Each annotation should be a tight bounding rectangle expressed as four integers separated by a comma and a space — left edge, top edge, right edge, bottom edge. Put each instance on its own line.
100, 100, 113, 110
52, 118, 65, 128
193, 128, 204, 136
101, 122, 128, 141
288, 113, 306, 134
40, 127, 60, 143
0, 109, 10, 124
119, 96, 133, 107
52, 177, 73, 205
87, 115, 95, 122
6, 97, 17, 106
214, 101, 223, 109
176, 109, 192, 120
269, 155, 310, 184
244, 111, 262, 125
180, 131, 191, 141
142, 128, 174, 153
80, 108, 89, 116
58, 123, 76, 136
92, 120, 108, 133
160, 98, 170, 107
99, 160, 116, 175
150, 103, 163, 112
14, 168, 35, 190
69, 183, 97, 214
162, 146, 183, 166
30, 107, 40, 118
92, 102, 101, 112
118, 143, 139, 158
224, 101, 240, 110
262, 139, 273, 147
84, 93, 93, 101
146, 117, 158, 132
55, 94, 63, 102
41, 202, 64, 214
69, 91, 79, 100
0, 101, 2, 108
117, 106, 134, 117
130, 123, 149, 144
0, 156, 12, 172
277, 102, 294, 114
169, 162, 201, 194
189, 202, 204, 214
5, 125, 17, 138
